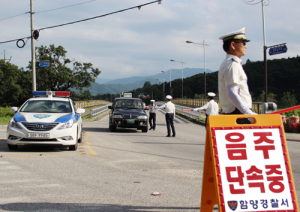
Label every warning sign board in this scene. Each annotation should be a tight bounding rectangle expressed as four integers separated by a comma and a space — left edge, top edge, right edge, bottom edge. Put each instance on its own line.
213, 126, 295, 211
200, 114, 299, 212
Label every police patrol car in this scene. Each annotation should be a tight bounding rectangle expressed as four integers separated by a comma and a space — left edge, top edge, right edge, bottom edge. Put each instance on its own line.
7, 91, 85, 151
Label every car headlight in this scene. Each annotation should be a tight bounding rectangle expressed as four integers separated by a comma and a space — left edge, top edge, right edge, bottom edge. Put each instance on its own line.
113, 115, 123, 119
138, 115, 147, 120
58, 119, 74, 130
9, 118, 22, 129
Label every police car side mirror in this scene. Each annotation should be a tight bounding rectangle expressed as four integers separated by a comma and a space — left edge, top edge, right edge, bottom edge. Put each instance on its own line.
76, 108, 85, 114
11, 107, 18, 113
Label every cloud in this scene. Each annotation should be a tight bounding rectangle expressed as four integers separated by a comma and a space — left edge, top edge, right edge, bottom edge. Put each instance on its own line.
0, 0, 299, 80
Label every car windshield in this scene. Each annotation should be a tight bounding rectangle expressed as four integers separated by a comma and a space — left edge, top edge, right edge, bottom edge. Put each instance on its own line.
114, 99, 143, 109
20, 100, 72, 113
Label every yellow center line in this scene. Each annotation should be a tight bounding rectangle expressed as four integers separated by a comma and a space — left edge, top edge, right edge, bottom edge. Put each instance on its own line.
85, 132, 98, 156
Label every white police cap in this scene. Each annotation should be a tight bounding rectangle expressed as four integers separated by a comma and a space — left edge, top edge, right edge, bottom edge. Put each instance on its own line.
219, 27, 250, 42
150, 100, 155, 102
207, 92, 216, 97
166, 95, 172, 100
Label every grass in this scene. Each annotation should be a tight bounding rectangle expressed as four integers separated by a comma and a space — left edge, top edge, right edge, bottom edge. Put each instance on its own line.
0, 116, 11, 125
82, 115, 92, 120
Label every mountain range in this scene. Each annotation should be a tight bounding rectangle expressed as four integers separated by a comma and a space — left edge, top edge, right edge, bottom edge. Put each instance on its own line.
87, 68, 211, 95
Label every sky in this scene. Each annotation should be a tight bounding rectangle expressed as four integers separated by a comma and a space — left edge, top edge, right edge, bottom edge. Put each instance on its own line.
0, 0, 299, 81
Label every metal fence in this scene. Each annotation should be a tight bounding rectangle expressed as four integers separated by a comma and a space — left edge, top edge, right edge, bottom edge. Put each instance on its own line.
156, 101, 205, 121
90, 104, 112, 117
172, 99, 263, 114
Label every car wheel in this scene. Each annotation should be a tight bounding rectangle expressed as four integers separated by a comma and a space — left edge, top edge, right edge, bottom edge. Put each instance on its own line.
142, 123, 148, 133
8, 144, 18, 150
111, 125, 116, 132
69, 133, 78, 151
78, 128, 83, 143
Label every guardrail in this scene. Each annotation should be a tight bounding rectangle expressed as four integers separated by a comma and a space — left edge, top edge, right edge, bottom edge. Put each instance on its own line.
172, 98, 263, 114
90, 104, 112, 117
156, 101, 205, 121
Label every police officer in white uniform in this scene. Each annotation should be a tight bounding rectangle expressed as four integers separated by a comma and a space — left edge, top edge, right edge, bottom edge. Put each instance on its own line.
218, 27, 257, 124
192, 92, 219, 128
149, 100, 157, 130
157, 95, 176, 137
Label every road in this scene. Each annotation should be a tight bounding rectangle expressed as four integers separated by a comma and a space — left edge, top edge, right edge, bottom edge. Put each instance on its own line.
0, 111, 299, 212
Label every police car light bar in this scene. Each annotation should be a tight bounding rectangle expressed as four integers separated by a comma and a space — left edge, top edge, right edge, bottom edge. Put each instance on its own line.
32, 91, 70, 97
55, 91, 70, 97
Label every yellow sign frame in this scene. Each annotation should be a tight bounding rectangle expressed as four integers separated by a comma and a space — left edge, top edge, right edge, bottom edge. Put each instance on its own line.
200, 114, 299, 212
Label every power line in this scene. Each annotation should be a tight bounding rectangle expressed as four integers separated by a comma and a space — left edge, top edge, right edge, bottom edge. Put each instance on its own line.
0, 13, 27, 22
38, 0, 161, 31
35, 0, 96, 14
0, 0, 97, 22
0, 0, 162, 46
242, 0, 269, 6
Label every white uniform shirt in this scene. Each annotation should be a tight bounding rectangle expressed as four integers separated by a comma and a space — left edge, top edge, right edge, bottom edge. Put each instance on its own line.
149, 104, 156, 113
218, 54, 252, 113
158, 101, 175, 115
193, 100, 219, 115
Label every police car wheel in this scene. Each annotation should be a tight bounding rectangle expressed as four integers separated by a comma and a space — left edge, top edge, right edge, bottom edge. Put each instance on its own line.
69, 134, 78, 151
8, 144, 18, 151
78, 128, 83, 143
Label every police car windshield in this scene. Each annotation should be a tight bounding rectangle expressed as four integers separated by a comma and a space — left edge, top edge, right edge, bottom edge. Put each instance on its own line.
20, 100, 72, 113
115, 99, 142, 109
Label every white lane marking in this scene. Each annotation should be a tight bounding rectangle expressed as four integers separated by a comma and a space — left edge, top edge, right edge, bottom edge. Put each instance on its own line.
0, 179, 45, 184
0, 197, 31, 204
0, 166, 20, 170
0, 161, 10, 164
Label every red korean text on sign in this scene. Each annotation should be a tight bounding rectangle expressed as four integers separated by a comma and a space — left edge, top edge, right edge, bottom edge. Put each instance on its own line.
253, 132, 275, 159
225, 132, 247, 160
266, 165, 285, 193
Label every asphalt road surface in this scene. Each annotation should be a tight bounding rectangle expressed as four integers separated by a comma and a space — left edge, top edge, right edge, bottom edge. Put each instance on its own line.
0, 111, 299, 212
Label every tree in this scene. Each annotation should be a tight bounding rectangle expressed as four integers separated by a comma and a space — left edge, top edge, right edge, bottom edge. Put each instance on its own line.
280, 92, 297, 107
257, 90, 277, 102
70, 90, 92, 101
30, 45, 101, 91
0, 60, 31, 106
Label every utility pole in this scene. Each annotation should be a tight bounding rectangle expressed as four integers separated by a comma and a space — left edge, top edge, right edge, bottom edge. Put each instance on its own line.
262, 0, 267, 102
3, 50, 12, 63
30, 0, 36, 91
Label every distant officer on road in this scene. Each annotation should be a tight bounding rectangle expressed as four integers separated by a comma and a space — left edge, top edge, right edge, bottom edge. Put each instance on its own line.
157, 95, 176, 137
191, 92, 219, 128
149, 100, 157, 130
218, 27, 257, 124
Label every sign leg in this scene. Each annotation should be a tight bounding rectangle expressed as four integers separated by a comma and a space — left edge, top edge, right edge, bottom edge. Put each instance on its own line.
200, 127, 218, 212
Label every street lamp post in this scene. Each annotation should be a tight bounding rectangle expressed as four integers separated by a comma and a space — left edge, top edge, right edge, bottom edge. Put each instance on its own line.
161, 70, 172, 96
186, 38, 209, 99
242, 0, 268, 102
170, 60, 185, 99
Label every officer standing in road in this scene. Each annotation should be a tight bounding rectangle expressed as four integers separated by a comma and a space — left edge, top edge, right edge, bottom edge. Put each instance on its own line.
218, 27, 257, 124
157, 95, 176, 137
149, 100, 157, 130
191, 92, 219, 128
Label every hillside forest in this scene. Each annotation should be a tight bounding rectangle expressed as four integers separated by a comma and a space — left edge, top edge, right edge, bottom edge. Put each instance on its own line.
95, 56, 300, 107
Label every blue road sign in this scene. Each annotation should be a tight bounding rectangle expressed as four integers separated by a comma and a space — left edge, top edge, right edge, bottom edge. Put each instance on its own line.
39, 62, 50, 67
269, 44, 288, 56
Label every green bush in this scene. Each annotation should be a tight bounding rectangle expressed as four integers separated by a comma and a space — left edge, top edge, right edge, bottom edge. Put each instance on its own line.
0, 107, 15, 117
